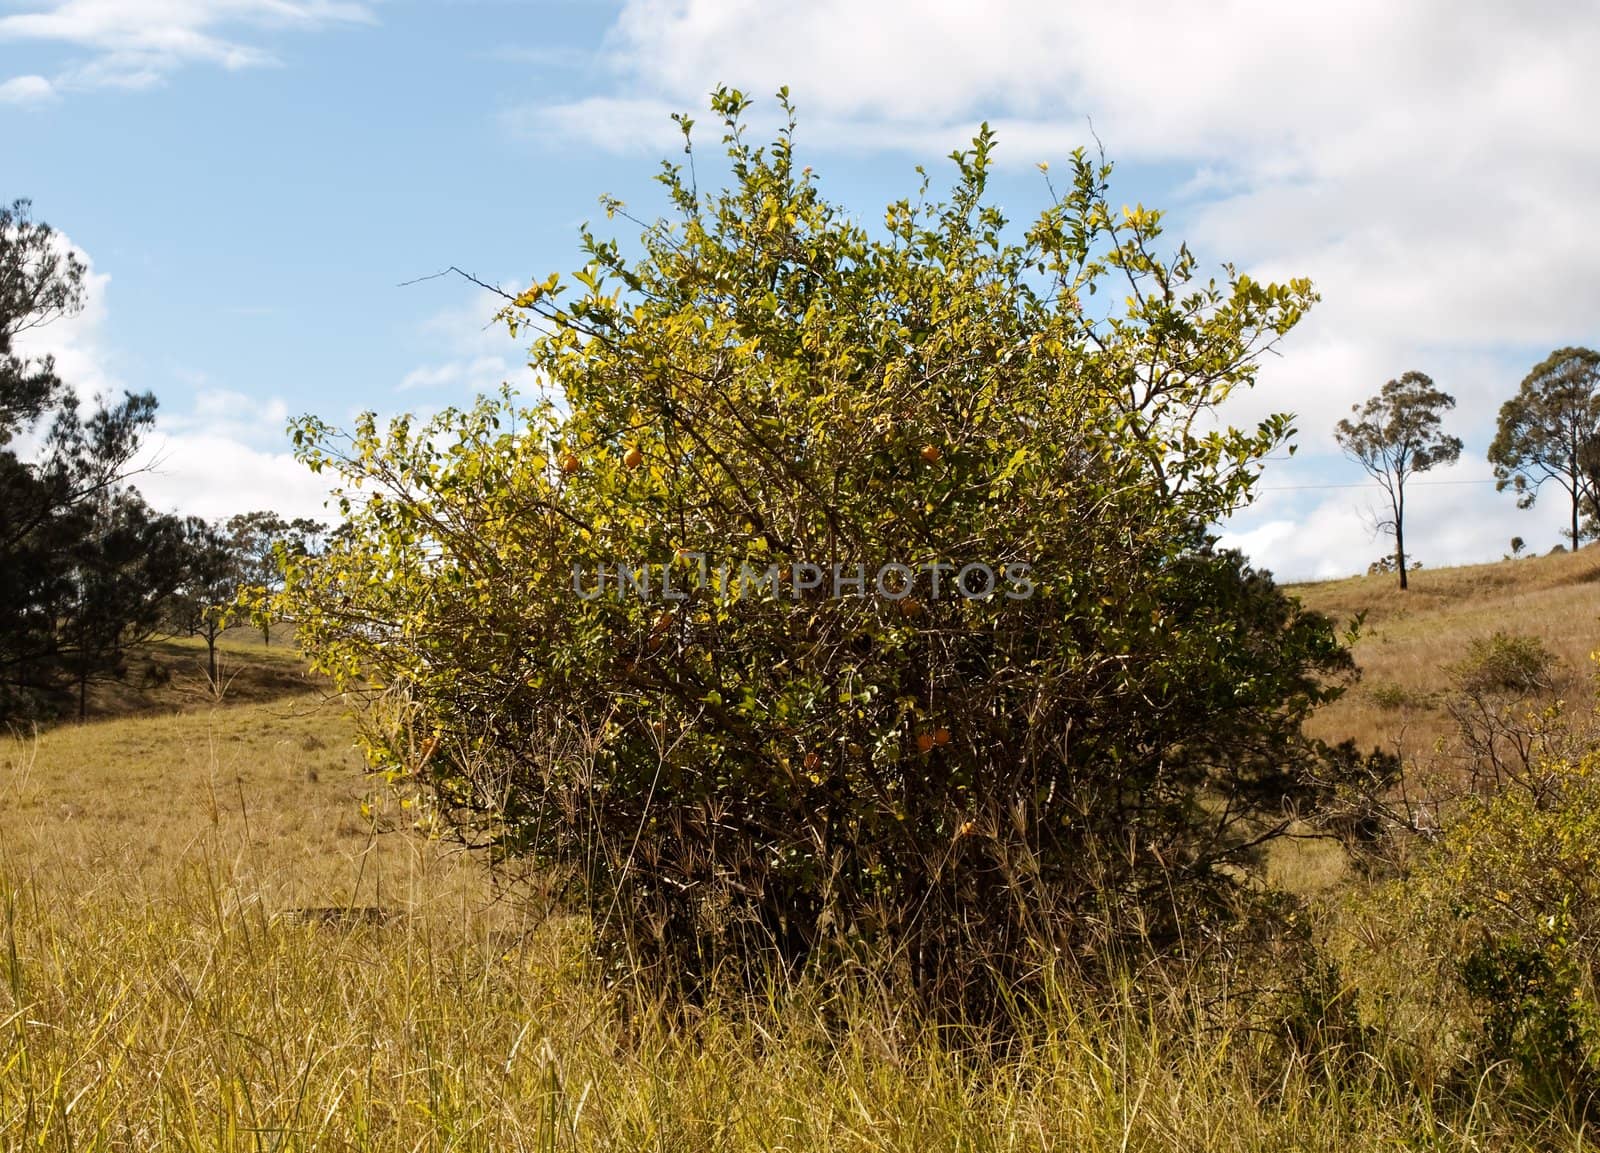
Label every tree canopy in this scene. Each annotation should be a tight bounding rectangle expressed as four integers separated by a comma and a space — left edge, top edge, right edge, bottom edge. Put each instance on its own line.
1489, 346, 1600, 547
1334, 371, 1462, 590
0, 200, 192, 719
0, 198, 86, 442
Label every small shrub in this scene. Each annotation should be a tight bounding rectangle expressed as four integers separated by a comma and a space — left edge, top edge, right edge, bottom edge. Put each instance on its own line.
1367, 556, 1424, 575
1367, 679, 1427, 711
1450, 632, 1558, 698
1389, 750, 1600, 1114
1444, 632, 1569, 792
1460, 925, 1597, 1109
1278, 949, 1375, 1082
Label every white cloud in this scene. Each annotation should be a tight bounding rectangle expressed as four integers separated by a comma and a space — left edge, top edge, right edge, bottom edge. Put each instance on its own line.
574, 1, 1597, 169
9, 229, 333, 524
399, 354, 510, 394
131, 430, 332, 523
505, 95, 685, 153
485, 42, 597, 70
1220, 457, 1537, 583
0, 0, 375, 94
514, 95, 1093, 162
158, 387, 292, 449
400, 284, 536, 398
0, 73, 54, 102
398, 363, 464, 392
514, 0, 1600, 577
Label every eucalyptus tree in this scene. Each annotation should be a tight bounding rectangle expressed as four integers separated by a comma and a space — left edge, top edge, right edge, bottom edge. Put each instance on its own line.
1336, 372, 1463, 590
1489, 347, 1600, 548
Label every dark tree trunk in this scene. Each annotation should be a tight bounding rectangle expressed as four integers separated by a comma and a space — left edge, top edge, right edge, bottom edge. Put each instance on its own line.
1572, 443, 1583, 549
1395, 489, 1408, 591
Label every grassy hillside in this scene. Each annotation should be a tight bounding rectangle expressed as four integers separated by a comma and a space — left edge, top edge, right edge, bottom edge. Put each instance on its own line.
1294, 545, 1600, 758
4, 581, 1598, 1149
3, 630, 500, 914
43, 632, 319, 725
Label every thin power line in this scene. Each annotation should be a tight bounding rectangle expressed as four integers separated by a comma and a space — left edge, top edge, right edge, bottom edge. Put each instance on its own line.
1259, 478, 1501, 492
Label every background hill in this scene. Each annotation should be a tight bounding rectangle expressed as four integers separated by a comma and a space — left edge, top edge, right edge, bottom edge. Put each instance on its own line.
1295, 545, 1600, 756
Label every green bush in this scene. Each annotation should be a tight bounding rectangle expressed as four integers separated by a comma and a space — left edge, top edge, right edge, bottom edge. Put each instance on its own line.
279, 91, 1351, 1008
1444, 632, 1567, 793
1460, 927, 1595, 1108
1450, 632, 1559, 698
1367, 679, 1428, 711
1390, 750, 1600, 1112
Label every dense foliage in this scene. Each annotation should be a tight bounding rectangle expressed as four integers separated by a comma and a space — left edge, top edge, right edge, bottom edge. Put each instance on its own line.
1385, 744, 1600, 1113
1489, 346, 1600, 547
0, 199, 187, 719
279, 92, 1356, 1004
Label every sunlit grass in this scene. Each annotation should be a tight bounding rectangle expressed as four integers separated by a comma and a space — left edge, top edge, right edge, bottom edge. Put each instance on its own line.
1294, 545, 1600, 760
0, 838, 1555, 1151
5, 562, 1600, 1149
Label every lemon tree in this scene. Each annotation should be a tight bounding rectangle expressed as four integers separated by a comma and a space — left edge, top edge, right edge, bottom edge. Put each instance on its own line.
279, 89, 1351, 1004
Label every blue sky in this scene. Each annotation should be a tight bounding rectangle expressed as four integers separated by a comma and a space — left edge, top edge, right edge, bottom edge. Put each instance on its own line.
4, 0, 1598, 580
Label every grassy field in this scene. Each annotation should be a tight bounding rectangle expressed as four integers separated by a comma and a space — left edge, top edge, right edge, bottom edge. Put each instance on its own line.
2, 633, 469, 907
1296, 546, 1600, 761
4, 559, 1600, 1150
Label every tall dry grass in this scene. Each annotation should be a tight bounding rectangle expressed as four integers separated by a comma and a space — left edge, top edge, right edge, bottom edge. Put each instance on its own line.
2, 841, 1566, 1150
4, 595, 1599, 1149
1295, 546, 1600, 762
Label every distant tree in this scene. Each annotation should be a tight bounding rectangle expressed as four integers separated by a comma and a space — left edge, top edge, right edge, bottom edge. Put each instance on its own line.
226, 510, 289, 580
1336, 371, 1462, 590
1489, 347, 1600, 548
169, 519, 243, 688
225, 510, 288, 644
286, 518, 327, 561
0, 199, 186, 719
58, 494, 189, 718
223, 510, 328, 643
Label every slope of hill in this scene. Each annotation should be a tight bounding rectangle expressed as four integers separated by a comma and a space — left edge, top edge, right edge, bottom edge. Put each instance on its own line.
1, 630, 488, 915
1292, 545, 1600, 758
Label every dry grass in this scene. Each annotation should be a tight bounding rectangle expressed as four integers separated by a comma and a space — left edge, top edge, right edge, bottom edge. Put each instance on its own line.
0, 830, 1561, 1149
1, 697, 481, 918
1293, 545, 1600, 760
63, 629, 321, 724
2, 614, 1596, 1148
